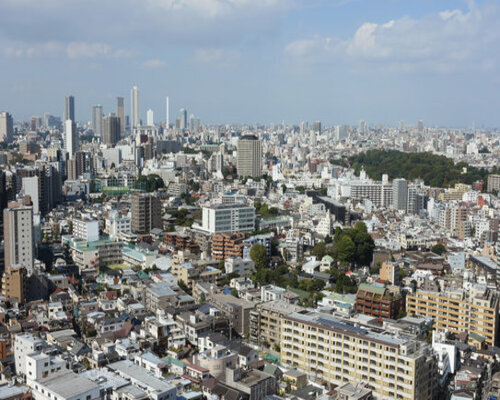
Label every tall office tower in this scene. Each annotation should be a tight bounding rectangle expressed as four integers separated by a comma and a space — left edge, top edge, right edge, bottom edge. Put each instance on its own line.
22, 176, 40, 214
91, 105, 103, 137
237, 135, 262, 178
312, 121, 321, 134
398, 120, 404, 131
131, 193, 162, 233
116, 97, 125, 136
131, 85, 140, 129
30, 116, 42, 131
358, 119, 366, 135
4, 202, 34, 271
0, 112, 14, 143
418, 120, 424, 133
392, 178, 408, 212
300, 121, 307, 135
64, 120, 78, 159
103, 114, 120, 146
64, 95, 75, 122
0, 172, 8, 241
146, 109, 154, 126
166, 96, 170, 127
179, 108, 187, 130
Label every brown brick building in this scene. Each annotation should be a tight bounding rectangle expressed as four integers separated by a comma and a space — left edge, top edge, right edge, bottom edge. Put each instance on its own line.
355, 283, 404, 319
211, 232, 245, 261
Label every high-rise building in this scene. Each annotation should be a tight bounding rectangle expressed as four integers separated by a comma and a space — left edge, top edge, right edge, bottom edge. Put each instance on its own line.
0, 112, 14, 143
4, 202, 34, 271
116, 97, 125, 136
392, 178, 408, 212
1, 265, 27, 303
179, 108, 187, 130
166, 96, 170, 128
487, 174, 500, 193
131, 193, 162, 233
146, 109, 154, 126
103, 114, 120, 146
237, 135, 262, 178
64, 120, 78, 159
312, 121, 321, 134
64, 95, 75, 122
418, 120, 424, 133
91, 105, 103, 137
131, 85, 140, 129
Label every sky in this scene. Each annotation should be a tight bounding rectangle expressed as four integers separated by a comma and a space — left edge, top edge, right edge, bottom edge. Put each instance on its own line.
1, 0, 499, 128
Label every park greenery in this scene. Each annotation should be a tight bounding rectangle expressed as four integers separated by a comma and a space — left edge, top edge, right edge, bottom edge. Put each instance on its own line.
345, 149, 498, 188
134, 174, 165, 192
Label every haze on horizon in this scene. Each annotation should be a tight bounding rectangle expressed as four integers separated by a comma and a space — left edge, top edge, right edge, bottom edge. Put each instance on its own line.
0, 0, 499, 128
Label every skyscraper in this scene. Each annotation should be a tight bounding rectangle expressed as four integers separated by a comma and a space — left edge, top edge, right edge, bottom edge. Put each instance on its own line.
237, 135, 262, 178
392, 178, 408, 212
64, 95, 75, 122
418, 120, 424, 133
0, 112, 13, 143
64, 120, 78, 159
146, 109, 154, 126
4, 202, 34, 271
117, 97, 125, 136
166, 96, 170, 128
92, 105, 103, 138
179, 108, 187, 130
131, 85, 140, 129
103, 114, 120, 146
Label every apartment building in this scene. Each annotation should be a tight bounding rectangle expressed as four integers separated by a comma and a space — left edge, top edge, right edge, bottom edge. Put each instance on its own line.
2, 265, 27, 303
280, 311, 436, 400
212, 232, 246, 260
196, 203, 255, 234
131, 192, 162, 234
406, 284, 499, 347
249, 300, 304, 347
355, 283, 404, 320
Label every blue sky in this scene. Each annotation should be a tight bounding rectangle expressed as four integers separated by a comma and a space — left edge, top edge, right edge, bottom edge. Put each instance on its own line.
0, 0, 499, 128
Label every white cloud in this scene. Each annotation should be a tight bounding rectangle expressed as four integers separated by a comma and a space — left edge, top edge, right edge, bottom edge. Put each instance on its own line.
284, 1, 499, 72
3, 41, 62, 57
66, 42, 111, 59
141, 59, 168, 69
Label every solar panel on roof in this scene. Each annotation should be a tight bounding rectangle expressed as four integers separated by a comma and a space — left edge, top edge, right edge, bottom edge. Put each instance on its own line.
316, 317, 368, 335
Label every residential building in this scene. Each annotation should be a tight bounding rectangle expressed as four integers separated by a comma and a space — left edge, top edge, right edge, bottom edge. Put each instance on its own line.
237, 135, 262, 178
91, 104, 103, 138
2, 265, 27, 303
487, 174, 500, 193
355, 283, 404, 319
131, 192, 162, 234
4, 202, 34, 271
280, 311, 436, 400
212, 232, 246, 260
407, 284, 499, 346
64, 119, 78, 159
103, 113, 121, 146
393, 178, 408, 212
73, 218, 100, 242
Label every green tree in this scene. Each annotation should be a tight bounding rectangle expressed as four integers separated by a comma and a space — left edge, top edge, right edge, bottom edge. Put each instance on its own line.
311, 241, 327, 259
431, 243, 447, 255
335, 236, 356, 263
250, 244, 268, 269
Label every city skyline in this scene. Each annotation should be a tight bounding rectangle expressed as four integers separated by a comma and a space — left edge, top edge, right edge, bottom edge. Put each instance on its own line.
1, 0, 500, 127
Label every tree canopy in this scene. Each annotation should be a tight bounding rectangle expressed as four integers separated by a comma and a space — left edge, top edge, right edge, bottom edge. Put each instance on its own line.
250, 244, 268, 270
347, 149, 497, 188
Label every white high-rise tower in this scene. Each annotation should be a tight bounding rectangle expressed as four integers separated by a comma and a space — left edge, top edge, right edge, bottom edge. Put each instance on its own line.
166, 96, 170, 128
64, 120, 78, 159
131, 85, 140, 129
146, 109, 154, 126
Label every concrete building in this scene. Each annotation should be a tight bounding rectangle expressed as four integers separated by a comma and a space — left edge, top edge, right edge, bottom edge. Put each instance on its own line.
131, 85, 140, 129
2, 265, 27, 303
392, 178, 408, 212
64, 120, 78, 159
355, 283, 404, 319
280, 311, 436, 400
0, 111, 14, 143
117, 96, 125, 135
131, 193, 162, 234
237, 135, 262, 178
487, 174, 500, 193
64, 95, 75, 122
198, 203, 255, 234
91, 105, 103, 138
212, 232, 245, 260
72, 218, 100, 242
4, 203, 34, 271
407, 284, 499, 346
103, 114, 121, 146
